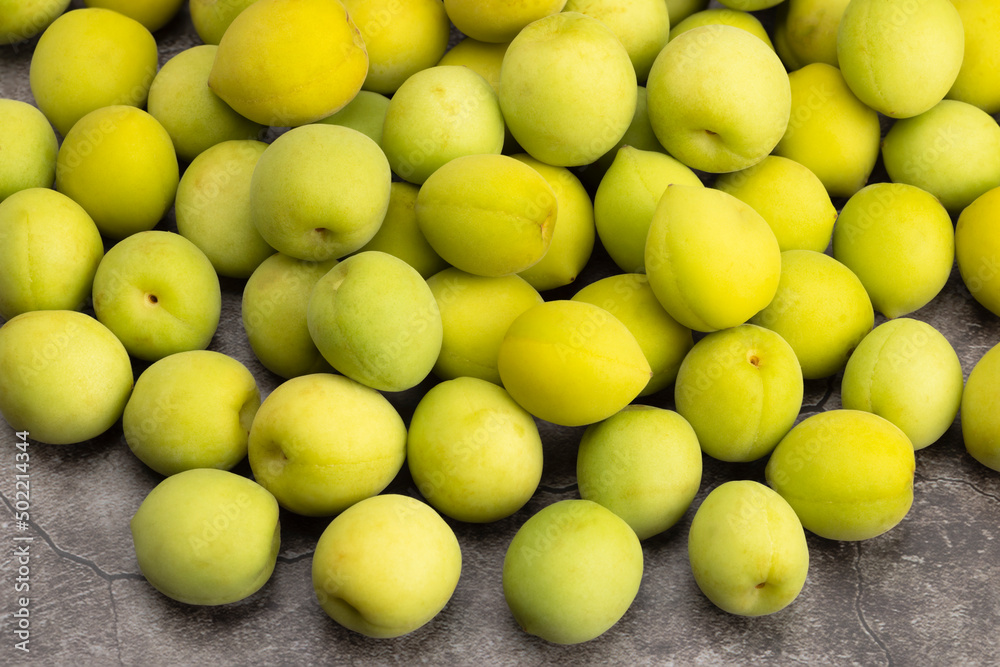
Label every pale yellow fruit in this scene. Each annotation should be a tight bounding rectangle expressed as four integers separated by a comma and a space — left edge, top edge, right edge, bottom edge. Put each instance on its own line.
594, 146, 703, 274
307, 251, 442, 393
55, 105, 179, 240
352, 182, 448, 279
774, 63, 881, 198
666, 0, 708, 23
315, 91, 391, 146
248, 373, 407, 516
444, 0, 567, 42
407, 377, 543, 523
497, 300, 651, 427
381, 66, 504, 185
0, 188, 103, 320
833, 183, 954, 319
882, 100, 1000, 214
766, 410, 915, 541
0, 310, 133, 445
175, 140, 273, 279
241, 253, 337, 379
777, 0, 850, 69
83, 0, 185, 31
842, 319, 964, 450
688, 481, 808, 616
962, 342, 1000, 471
715, 155, 837, 253
312, 494, 461, 638
573, 274, 693, 397
645, 185, 781, 333
503, 499, 643, 644
343, 0, 450, 95
646, 25, 790, 173
415, 154, 557, 277
499, 12, 637, 167
836, 0, 964, 118
29, 8, 158, 136
147, 44, 264, 162
190, 0, 259, 45
437, 38, 509, 95
751, 250, 873, 380
427, 268, 543, 384
955, 186, 1000, 318
670, 8, 774, 50
0, 100, 57, 203
209, 0, 368, 127
130, 469, 279, 605
577, 406, 702, 540
250, 124, 391, 262
512, 154, 595, 291
565, 0, 671, 82
0, 0, 70, 44
947, 0, 1000, 114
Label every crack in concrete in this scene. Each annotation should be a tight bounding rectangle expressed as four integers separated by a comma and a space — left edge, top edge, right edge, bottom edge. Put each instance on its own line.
277, 551, 314, 565
854, 541, 893, 666
108, 580, 126, 667
914, 474, 1000, 504
0, 490, 145, 584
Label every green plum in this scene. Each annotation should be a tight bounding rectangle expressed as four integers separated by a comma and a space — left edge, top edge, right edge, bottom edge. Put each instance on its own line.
503, 499, 643, 644
381, 66, 504, 184
842, 319, 963, 450
175, 139, 274, 279
92, 231, 221, 361
55, 105, 179, 240
833, 183, 954, 319
499, 12, 636, 167
147, 45, 264, 163
751, 250, 873, 380
715, 155, 837, 253
955, 186, 1000, 317
351, 182, 448, 279
836, 0, 964, 118
247, 373, 406, 516
962, 342, 1000, 471
312, 494, 461, 638
250, 124, 391, 262
407, 377, 543, 523
0, 310, 132, 445
675, 324, 803, 462
882, 100, 1000, 213
774, 63, 881, 198
497, 300, 651, 427
0, 99, 57, 202
123, 351, 260, 476
594, 147, 703, 274
415, 154, 557, 277
577, 406, 702, 540
0, 188, 103, 320
130, 468, 279, 605
307, 251, 442, 393
766, 410, 915, 541
427, 268, 542, 384
572, 274, 693, 396
645, 185, 781, 332
29, 8, 158, 136
688, 481, 808, 616
241, 253, 337, 379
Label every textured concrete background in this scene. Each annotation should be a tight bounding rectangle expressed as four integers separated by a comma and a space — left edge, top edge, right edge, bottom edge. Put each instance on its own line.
2, 3, 1000, 665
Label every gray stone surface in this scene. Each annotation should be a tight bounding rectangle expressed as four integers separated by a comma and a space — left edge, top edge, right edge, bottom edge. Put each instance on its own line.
2, 3, 1000, 665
